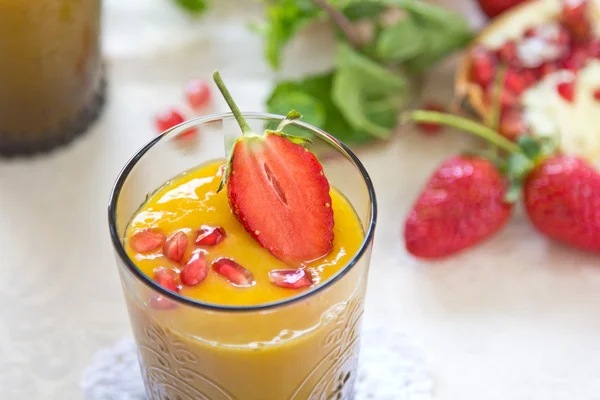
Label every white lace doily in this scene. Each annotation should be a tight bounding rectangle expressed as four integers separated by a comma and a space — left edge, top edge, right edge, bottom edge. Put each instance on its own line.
81, 323, 433, 400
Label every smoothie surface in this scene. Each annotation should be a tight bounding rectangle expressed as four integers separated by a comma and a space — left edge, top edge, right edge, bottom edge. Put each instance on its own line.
125, 159, 364, 306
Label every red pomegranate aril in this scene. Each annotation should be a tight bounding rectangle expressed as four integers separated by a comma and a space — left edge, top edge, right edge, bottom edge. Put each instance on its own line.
589, 40, 600, 58
185, 79, 212, 111
153, 267, 180, 293
471, 46, 496, 87
593, 88, 600, 102
539, 62, 559, 78
212, 258, 254, 287
130, 228, 166, 253
155, 109, 185, 133
522, 69, 537, 87
497, 41, 518, 64
163, 231, 188, 263
504, 69, 526, 95
499, 108, 526, 140
560, 0, 591, 41
268, 269, 313, 289
155, 109, 198, 140
555, 25, 571, 46
524, 26, 537, 38
196, 225, 226, 246
561, 48, 587, 71
149, 295, 178, 310
180, 252, 208, 287
557, 80, 575, 102
417, 103, 446, 135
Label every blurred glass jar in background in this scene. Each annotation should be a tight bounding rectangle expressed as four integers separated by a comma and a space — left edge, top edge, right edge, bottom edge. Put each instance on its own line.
0, 0, 105, 157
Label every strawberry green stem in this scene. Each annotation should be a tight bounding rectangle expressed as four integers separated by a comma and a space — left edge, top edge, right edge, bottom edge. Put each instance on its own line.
410, 110, 521, 154
212, 70, 253, 136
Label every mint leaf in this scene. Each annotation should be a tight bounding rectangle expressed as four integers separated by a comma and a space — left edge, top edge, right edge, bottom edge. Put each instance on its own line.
173, 0, 208, 14
376, 17, 424, 62
254, 0, 321, 69
332, 43, 409, 139
399, 0, 473, 73
267, 73, 376, 145
343, 1, 386, 20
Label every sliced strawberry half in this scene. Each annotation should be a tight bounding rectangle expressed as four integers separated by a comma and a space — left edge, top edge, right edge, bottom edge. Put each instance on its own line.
212, 71, 334, 266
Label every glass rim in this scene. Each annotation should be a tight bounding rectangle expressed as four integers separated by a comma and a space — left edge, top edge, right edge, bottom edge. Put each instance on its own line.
108, 112, 378, 313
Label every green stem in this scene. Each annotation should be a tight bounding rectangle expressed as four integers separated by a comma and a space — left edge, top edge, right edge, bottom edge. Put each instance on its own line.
212, 70, 253, 135
311, 0, 362, 49
410, 110, 521, 154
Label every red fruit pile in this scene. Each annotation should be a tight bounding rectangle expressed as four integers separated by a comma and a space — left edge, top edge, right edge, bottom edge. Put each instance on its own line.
469, 0, 599, 139
408, 108, 600, 259
130, 216, 316, 309
154, 78, 213, 140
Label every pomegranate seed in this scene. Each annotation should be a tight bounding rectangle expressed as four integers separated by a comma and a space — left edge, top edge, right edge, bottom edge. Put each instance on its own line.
524, 27, 537, 38
560, 47, 587, 71
560, 0, 591, 41
499, 108, 526, 140
539, 62, 559, 78
416, 103, 446, 135
522, 69, 537, 87
180, 252, 208, 287
212, 258, 254, 287
268, 269, 313, 289
557, 80, 575, 102
593, 88, 600, 101
497, 41, 518, 64
470, 46, 496, 87
163, 231, 188, 264
149, 295, 178, 310
130, 228, 166, 253
155, 109, 198, 140
185, 79, 212, 111
487, 86, 519, 109
196, 225, 226, 246
555, 25, 571, 46
589, 40, 600, 58
153, 267, 180, 293
504, 69, 526, 95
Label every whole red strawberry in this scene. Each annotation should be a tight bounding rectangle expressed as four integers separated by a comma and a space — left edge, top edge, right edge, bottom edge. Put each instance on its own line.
404, 156, 513, 259
476, 0, 527, 19
524, 155, 600, 253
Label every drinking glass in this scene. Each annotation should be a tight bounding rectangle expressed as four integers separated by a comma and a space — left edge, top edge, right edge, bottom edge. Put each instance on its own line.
108, 113, 377, 400
0, 0, 105, 156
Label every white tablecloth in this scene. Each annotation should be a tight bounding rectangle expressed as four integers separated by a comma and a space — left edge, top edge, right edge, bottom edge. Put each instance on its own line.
2, 1, 600, 399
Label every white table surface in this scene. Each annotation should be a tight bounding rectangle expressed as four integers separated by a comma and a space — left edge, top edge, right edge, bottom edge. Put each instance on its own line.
2, 1, 600, 399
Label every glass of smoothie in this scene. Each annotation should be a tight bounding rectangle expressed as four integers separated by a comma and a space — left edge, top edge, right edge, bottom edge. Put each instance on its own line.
0, 0, 105, 156
108, 74, 377, 400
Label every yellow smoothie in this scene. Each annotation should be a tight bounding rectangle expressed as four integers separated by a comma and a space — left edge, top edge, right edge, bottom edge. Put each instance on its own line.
123, 159, 367, 399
